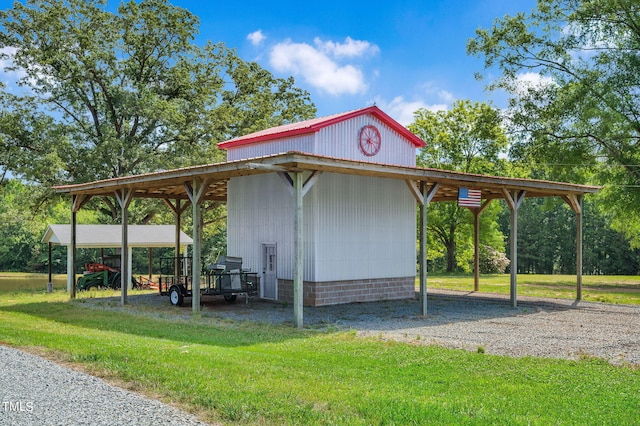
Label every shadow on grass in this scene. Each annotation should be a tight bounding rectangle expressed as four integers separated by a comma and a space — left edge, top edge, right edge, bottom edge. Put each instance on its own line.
0, 296, 312, 348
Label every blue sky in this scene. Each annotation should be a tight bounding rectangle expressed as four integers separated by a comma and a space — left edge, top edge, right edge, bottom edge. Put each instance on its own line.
0, 0, 538, 125
170, 0, 538, 124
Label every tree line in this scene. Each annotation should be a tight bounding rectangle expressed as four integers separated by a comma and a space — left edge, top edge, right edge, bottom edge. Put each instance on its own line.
0, 0, 638, 275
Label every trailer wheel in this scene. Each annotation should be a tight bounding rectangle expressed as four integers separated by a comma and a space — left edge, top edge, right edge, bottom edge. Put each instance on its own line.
169, 285, 184, 306
224, 294, 237, 304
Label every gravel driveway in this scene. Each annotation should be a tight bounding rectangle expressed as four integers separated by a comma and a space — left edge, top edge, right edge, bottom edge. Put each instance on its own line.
0, 345, 210, 426
180, 288, 639, 366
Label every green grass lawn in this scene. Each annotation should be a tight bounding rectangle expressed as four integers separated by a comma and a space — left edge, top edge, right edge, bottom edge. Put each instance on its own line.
425, 273, 640, 305
0, 290, 638, 425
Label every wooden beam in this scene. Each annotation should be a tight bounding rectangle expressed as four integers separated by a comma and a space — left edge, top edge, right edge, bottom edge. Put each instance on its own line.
163, 198, 190, 215
302, 171, 322, 196
561, 194, 584, 300
277, 172, 295, 196
562, 194, 582, 214
405, 180, 424, 205
72, 194, 92, 212
425, 183, 441, 204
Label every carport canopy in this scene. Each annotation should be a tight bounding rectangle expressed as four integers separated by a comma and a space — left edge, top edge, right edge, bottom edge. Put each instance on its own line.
53, 151, 600, 327
42, 224, 193, 292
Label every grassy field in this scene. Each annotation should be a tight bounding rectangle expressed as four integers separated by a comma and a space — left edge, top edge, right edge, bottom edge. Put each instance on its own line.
0, 287, 638, 425
425, 273, 640, 305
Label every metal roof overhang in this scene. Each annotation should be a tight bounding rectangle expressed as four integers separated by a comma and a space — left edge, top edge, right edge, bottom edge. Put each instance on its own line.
53, 151, 600, 202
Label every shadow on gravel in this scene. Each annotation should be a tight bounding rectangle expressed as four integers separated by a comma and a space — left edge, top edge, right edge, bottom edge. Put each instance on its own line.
0, 290, 585, 340
284, 291, 581, 332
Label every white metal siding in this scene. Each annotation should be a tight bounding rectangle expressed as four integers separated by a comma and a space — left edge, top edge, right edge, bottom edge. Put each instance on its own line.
226, 134, 316, 161
310, 173, 416, 281
316, 116, 416, 166
228, 172, 416, 284
227, 174, 317, 281
224, 114, 417, 166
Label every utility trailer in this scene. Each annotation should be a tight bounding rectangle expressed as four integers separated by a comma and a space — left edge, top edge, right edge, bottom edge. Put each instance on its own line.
158, 256, 258, 306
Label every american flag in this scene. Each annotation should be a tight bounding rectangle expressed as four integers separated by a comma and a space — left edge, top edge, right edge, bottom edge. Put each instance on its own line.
458, 188, 482, 207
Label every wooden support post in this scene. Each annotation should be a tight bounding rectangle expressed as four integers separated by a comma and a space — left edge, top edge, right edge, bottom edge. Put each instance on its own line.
175, 202, 181, 279
294, 172, 304, 329
191, 184, 202, 313
69, 194, 91, 297
576, 196, 583, 300
163, 198, 190, 280
473, 209, 480, 292
562, 194, 584, 301
184, 179, 210, 313
115, 189, 133, 306
70, 197, 77, 299
419, 182, 427, 315
148, 247, 153, 281
472, 199, 493, 292
417, 182, 440, 316
47, 242, 53, 293
502, 189, 526, 308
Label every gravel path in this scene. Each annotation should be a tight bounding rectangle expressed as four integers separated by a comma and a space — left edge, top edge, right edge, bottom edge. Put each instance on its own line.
155, 288, 639, 366
0, 345, 211, 426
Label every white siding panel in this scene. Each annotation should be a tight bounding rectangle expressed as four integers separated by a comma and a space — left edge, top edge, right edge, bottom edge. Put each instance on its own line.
225, 114, 417, 166
227, 174, 317, 281
316, 116, 416, 166
312, 173, 416, 281
226, 134, 316, 161
228, 172, 416, 284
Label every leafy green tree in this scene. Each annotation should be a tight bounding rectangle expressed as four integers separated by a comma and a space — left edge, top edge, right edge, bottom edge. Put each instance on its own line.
468, 0, 640, 247
0, 179, 100, 272
0, 0, 315, 188
409, 100, 509, 272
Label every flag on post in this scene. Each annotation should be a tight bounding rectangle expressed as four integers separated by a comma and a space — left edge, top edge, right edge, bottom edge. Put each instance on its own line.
458, 188, 482, 207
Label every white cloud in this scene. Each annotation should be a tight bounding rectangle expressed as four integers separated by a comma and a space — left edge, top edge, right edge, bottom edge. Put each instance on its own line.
374, 96, 447, 126
269, 39, 370, 96
0, 47, 27, 87
314, 36, 379, 58
513, 72, 555, 95
247, 30, 266, 46
419, 81, 455, 104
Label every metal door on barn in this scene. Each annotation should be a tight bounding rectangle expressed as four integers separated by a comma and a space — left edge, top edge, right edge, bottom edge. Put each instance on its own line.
261, 243, 277, 300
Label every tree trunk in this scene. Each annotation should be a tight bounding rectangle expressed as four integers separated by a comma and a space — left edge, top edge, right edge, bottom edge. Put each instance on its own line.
446, 227, 457, 272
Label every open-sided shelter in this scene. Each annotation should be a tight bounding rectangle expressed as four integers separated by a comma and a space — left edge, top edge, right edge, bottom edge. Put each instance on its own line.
53, 106, 599, 328
42, 224, 193, 292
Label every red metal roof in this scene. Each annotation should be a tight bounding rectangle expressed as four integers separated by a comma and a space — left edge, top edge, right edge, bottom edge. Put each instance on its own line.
218, 105, 426, 149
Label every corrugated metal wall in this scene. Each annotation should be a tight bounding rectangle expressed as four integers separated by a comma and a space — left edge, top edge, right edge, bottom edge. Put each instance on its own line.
228, 172, 416, 283
315, 116, 416, 166
224, 114, 416, 166
309, 173, 416, 281
227, 174, 316, 281
226, 134, 316, 161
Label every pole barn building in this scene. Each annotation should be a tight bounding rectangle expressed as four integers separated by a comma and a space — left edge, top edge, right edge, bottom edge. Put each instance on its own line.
220, 107, 425, 306
54, 106, 599, 328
